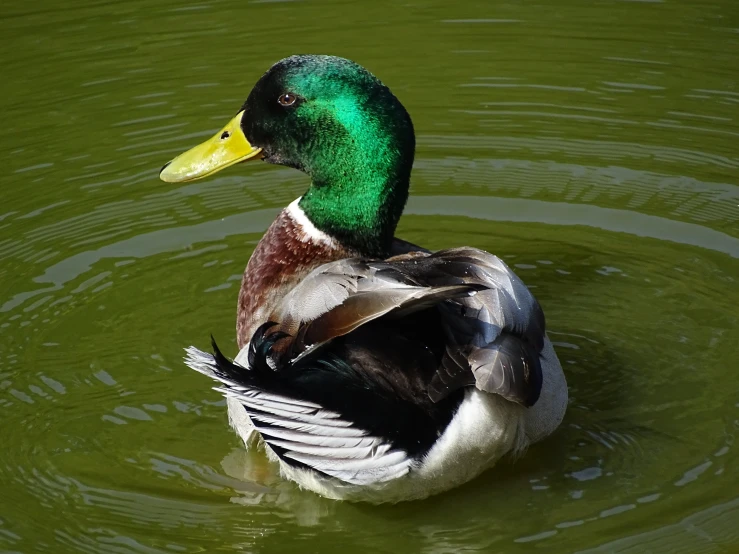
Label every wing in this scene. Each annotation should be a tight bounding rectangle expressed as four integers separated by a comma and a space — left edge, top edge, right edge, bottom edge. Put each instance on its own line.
253, 247, 544, 407
262, 256, 486, 366
422, 248, 546, 406
185, 344, 412, 485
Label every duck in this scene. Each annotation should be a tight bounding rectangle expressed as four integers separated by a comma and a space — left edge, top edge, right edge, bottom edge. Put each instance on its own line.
160, 55, 568, 503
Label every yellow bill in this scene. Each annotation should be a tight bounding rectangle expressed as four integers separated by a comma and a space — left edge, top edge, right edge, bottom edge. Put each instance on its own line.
159, 110, 262, 183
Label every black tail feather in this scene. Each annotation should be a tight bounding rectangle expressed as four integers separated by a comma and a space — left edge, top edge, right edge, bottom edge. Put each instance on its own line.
246, 321, 290, 373
208, 335, 249, 383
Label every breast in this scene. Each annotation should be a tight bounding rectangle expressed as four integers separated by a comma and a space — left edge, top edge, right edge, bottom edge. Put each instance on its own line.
236, 207, 426, 348
236, 208, 353, 348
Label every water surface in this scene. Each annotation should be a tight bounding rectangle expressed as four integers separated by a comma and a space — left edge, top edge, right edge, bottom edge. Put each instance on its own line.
1, 0, 738, 552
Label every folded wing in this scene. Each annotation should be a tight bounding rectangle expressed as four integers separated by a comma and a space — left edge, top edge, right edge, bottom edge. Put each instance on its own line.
265, 247, 546, 407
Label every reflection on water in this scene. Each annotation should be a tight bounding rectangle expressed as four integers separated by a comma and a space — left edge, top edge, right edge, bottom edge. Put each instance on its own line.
1, 0, 738, 552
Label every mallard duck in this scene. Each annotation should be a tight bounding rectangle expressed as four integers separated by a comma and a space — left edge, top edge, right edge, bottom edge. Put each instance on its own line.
160, 55, 567, 503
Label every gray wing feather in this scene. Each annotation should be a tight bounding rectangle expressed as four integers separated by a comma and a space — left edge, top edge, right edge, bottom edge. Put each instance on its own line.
266, 257, 484, 364
259, 246, 545, 406
184, 347, 412, 486
423, 248, 546, 406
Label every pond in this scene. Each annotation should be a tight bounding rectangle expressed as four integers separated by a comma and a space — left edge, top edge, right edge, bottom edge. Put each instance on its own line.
1, 0, 738, 552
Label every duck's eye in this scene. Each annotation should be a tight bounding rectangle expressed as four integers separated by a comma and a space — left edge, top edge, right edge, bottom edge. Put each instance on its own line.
278, 93, 297, 107
220, 131, 230, 140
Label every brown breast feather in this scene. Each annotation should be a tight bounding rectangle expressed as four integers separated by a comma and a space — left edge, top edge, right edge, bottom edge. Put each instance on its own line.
236, 210, 425, 349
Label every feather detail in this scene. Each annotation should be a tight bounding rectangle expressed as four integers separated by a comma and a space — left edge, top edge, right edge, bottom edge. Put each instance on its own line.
184, 343, 413, 485
466, 334, 543, 407
263, 256, 487, 365
419, 248, 547, 406
245, 246, 546, 407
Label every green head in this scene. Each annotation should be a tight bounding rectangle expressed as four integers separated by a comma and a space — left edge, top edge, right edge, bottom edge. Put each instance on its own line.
161, 55, 415, 257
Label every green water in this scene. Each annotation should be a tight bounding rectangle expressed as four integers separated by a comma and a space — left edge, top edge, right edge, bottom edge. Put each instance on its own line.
2, 0, 738, 551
